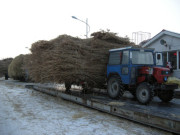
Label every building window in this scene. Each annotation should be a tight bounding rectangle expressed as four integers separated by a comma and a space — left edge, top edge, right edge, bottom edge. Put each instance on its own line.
168, 51, 177, 69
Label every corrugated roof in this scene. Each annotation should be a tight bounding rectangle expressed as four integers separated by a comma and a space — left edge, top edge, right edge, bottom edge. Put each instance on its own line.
109, 46, 154, 52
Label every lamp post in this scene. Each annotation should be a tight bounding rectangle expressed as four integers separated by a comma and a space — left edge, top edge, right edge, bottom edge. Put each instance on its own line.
72, 16, 90, 38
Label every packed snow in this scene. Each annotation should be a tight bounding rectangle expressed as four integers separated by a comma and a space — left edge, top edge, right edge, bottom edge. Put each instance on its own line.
0, 78, 172, 135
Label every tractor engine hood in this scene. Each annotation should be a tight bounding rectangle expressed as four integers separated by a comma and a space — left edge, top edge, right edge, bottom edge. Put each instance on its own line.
153, 67, 171, 76
138, 66, 171, 83
138, 66, 154, 75
153, 67, 171, 83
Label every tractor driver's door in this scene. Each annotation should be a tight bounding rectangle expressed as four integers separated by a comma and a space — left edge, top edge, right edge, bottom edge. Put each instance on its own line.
121, 50, 131, 84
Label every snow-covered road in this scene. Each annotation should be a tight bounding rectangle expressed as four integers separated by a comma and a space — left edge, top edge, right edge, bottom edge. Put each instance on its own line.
0, 79, 172, 135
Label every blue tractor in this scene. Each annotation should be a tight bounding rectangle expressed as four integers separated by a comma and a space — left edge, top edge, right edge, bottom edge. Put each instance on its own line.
107, 47, 177, 104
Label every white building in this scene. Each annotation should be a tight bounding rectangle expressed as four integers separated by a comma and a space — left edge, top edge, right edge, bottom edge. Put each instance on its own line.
142, 30, 180, 78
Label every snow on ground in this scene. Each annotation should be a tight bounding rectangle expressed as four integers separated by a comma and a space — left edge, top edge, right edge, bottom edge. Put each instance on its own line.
0, 78, 172, 135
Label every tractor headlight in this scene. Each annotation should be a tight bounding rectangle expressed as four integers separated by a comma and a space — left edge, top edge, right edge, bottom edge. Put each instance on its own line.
164, 76, 168, 82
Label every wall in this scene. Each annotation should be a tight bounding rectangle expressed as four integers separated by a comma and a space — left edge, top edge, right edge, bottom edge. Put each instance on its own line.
148, 35, 180, 52
173, 70, 180, 78
147, 34, 180, 78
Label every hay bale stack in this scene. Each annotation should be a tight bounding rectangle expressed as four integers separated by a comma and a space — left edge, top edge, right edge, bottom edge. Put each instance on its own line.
26, 31, 136, 88
8, 54, 28, 81
24, 40, 52, 82
91, 31, 132, 45
0, 58, 13, 77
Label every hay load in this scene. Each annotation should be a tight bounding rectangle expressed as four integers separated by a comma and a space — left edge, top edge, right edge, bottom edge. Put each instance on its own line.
0, 58, 13, 77
8, 54, 28, 81
26, 31, 136, 88
91, 31, 132, 45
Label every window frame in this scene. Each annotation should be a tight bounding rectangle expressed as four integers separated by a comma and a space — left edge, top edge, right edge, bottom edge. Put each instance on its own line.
131, 50, 154, 65
108, 51, 122, 65
121, 50, 129, 65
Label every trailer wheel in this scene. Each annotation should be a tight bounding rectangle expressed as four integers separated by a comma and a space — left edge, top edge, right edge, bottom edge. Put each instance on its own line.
82, 83, 92, 94
158, 90, 174, 102
65, 82, 71, 92
4, 73, 9, 80
107, 77, 124, 99
136, 82, 154, 105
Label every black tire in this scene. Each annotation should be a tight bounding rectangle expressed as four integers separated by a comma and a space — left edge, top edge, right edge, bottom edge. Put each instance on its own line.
81, 84, 90, 94
136, 82, 154, 105
4, 73, 8, 80
65, 82, 71, 92
107, 77, 124, 99
5, 76, 8, 80
158, 90, 174, 102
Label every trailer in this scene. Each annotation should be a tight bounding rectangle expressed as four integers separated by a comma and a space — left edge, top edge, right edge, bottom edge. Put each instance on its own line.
26, 84, 180, 134
63, 47, 178, 105
23, 47, 180, 134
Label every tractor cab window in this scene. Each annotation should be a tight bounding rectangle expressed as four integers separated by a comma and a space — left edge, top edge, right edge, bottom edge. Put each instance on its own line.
131, 51, 154, 65
122, 50, 129, 64
108, 51, 122, 65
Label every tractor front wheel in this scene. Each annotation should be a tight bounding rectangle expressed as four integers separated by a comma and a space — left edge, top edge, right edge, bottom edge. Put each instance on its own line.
158, 90, 174, 102
136, 82, 154, 105
107, 77, 124, 99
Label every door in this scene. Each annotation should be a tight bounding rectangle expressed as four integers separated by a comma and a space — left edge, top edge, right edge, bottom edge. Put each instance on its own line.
121, 50, 131, 84
155, 52, 163, 66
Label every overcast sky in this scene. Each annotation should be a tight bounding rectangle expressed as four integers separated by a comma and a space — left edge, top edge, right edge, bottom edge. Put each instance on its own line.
0, 0, 180, 59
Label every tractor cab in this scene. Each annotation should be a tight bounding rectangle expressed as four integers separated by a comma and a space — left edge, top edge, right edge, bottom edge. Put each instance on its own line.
107, 47, 154, 85
107, 47, 178, 104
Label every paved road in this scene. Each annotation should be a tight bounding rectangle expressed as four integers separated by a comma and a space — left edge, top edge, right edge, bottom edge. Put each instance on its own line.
0, 79, 172, 135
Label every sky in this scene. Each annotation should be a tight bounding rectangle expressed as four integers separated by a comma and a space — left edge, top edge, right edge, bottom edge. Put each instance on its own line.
0, 0, 180, 59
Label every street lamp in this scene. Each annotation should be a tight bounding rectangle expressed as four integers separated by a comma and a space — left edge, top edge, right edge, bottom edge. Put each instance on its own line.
72, 16, 90, 38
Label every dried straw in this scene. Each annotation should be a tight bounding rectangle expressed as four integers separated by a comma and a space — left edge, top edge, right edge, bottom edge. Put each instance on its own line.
0, 58, 13, 77
8, 54, 28, 81
25, 31, 136, 88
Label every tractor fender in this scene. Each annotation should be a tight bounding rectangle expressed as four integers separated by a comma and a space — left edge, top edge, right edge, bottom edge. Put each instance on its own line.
107, 72, 121, 81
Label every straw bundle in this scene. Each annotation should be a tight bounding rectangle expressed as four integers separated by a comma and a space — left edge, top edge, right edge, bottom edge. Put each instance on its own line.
0, 58, 13, 77
8, 54, 28, 81
26, 31, 136, 88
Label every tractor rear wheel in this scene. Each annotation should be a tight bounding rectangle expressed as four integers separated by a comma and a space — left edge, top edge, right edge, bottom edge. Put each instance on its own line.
136, 82, 154, 105
107, 77, 124, 99
158, 90, 174, 102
